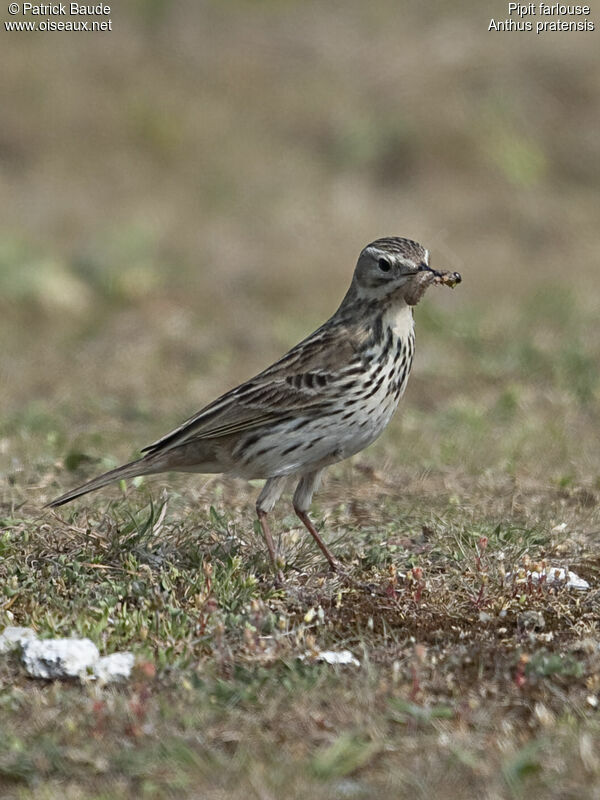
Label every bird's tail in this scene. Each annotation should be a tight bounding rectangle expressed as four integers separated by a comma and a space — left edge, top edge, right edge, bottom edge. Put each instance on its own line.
45, 456, 159, 508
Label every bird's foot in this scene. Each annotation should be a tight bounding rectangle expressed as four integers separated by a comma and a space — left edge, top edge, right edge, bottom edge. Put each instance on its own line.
327, 557, 343, 574
273, 568, 286, 587
326, 561, 382, 595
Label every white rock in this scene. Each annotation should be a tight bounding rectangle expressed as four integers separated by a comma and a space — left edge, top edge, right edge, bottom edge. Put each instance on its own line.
532, 568, 589, 591
314, 650, 360, 667
552, 522, 568, 533
94, 652, 135, 684
22, 638, 99, 679
0, 626, 37, 654
506, 566, 590, 592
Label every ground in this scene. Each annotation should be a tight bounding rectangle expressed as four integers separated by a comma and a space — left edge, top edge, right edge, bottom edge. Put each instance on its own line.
1, 1, 600, 798
2, 282, 600, 799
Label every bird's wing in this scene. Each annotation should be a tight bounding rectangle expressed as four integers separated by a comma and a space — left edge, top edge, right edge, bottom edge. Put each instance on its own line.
141, 321, 366, 455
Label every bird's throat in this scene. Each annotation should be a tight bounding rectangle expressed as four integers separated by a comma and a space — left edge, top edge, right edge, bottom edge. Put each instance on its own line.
380, 301, 414, 341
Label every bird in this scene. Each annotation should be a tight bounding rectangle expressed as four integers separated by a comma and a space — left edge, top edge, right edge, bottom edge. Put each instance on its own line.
46, 237, 460, 579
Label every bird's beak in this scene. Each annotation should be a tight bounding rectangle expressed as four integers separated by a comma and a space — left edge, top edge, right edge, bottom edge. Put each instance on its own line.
419, 263, 442, 275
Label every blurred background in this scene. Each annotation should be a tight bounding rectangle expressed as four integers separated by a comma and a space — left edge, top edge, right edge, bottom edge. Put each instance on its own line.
2, 0, 599, 495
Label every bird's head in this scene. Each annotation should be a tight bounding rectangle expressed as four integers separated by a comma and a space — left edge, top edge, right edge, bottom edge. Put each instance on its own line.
351, 236, 434, 305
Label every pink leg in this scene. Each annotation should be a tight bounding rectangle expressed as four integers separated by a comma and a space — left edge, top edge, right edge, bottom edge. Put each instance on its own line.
257, 508, 284, 584
256, 477, 288, 583
293, 507, 338, 572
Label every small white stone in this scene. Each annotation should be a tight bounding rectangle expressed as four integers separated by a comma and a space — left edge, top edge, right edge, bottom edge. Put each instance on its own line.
505, 566, 590, 592
0, 626, 37, 654
564, 570, 590, 591
94, 652, 135, 684
534, 568, 590, 591
316, 650, 360, 667
552, 522, 568, 533
22, 638, 99, 679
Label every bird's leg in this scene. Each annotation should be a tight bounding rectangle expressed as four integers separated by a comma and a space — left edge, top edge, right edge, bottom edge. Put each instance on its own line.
256, 508, 284, 584
292, 470, 338, 571
294, 508, 338, 571
256, 476, 288, 582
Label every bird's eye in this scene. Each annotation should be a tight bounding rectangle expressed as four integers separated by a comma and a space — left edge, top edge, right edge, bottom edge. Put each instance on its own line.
378, 258, 391, 272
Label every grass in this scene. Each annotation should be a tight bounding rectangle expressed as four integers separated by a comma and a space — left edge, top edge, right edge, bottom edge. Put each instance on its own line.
2, 455, 600, 797
2, 279, 600, 799
3, 283, 600, 800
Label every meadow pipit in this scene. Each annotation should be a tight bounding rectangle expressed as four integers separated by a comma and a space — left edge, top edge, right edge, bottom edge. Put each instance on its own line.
46, 237, 461, 578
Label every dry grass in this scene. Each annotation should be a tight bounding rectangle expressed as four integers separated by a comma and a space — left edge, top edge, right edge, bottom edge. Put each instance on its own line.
2, 476, 600, 798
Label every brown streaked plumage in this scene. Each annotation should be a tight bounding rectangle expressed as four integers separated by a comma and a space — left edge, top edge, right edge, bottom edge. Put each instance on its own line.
46, 237, 461, 580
